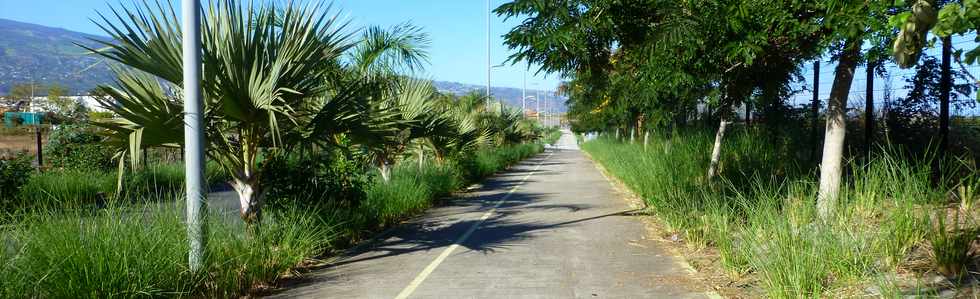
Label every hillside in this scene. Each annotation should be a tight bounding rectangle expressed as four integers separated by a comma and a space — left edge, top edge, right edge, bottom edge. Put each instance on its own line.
0, 18, 114, 95
433, 81, 566, 113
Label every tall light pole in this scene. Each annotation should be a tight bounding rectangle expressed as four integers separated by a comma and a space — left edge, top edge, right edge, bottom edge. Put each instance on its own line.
486, 0, 491, 108
522, 69, 526, 116
182, 0, 206, 272
535, 88, 541, 122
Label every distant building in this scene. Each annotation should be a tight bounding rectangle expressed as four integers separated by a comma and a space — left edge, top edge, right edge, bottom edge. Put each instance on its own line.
13, 96, 110, 113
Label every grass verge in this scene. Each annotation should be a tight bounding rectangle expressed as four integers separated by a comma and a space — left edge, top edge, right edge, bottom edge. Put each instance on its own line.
582, 129, 977, 297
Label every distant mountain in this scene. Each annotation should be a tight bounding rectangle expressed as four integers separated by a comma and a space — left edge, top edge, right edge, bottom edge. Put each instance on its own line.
0, 19, 566, 112
433, 81, 566, 113
0, 18, 114, 95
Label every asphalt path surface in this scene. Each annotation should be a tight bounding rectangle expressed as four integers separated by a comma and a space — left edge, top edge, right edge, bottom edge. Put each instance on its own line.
271, 131, 716, 298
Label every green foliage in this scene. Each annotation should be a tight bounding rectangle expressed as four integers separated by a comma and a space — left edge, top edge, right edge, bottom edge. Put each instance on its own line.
261, 149, 370, 209
460, 143, 544, 182
360, 162, 462, 228
44, 124, 115, 171
0, 154, 33, 204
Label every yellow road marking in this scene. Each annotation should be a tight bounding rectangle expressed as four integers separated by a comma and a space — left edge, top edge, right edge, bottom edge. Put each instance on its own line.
394, 152, 553, 299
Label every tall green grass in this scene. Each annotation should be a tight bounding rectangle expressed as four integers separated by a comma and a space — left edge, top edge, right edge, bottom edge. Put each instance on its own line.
463, 143, 544, 181
10, 162, 228, 213
582, 129, 972, 297
0, 202, 335, 298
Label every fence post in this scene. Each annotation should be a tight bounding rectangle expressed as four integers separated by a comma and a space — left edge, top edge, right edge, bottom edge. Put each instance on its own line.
34, 125, 42, 169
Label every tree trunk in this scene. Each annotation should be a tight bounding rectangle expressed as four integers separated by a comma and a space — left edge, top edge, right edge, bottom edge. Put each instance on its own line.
379, 162, 392, 183
630, 127, 636, 144
233, 176, 263, 225
707, 116, 730, 179
817, 39, 862, 220
865, 61, 875, 156
643, 130, 650, 150
418, 143, 424, 170
939, 35, 952, 159
745, 101, 752, 126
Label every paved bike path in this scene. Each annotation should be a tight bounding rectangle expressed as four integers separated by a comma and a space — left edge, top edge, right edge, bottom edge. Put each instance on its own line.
271, 132, 714, 298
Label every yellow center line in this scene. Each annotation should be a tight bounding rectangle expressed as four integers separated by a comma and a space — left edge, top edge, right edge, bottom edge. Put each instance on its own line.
393, 152, 554, 299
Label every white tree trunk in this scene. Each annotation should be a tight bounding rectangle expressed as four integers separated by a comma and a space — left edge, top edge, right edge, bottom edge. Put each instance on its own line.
643, 130, 650, 150
232, 177, 263, 224
707, 117, 729, 179
379, 163, 392, 183
817, 39, 861, 220
418, 143, 424, 170
630, 127, 636, 144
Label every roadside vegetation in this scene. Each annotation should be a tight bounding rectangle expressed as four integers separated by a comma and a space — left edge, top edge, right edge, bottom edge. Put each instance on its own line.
496, 0, 980, 297
0, 1, 559, 297
583, 129, 978, 297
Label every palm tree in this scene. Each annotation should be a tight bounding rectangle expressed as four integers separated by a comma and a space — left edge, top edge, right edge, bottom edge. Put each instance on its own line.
425, 96, 490, 163
86, 1, 419, 224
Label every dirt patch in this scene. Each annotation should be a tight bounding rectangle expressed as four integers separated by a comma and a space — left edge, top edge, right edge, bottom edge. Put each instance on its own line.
0, 133, 44, 158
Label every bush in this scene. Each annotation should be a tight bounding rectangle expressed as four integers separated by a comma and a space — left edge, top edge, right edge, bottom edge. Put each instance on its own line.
0, 154, 33, 205
459, 143, 544, 182
360, 162, 463, 228
44, 124, 115, 171
261, 149, 369, 209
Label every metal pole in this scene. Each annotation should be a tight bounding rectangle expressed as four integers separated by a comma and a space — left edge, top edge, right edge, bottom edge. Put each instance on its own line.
522, 70, 526, 117
536, 89, 541, 121
486, 0, 491, 109
182, 0, 206, 272
35, 125, 42, 168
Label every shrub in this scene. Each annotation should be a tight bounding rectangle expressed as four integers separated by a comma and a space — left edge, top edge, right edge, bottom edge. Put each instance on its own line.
261, 149, 369, 209
0, 154, 33, 205
44, 124, 115, 171
459, 143, 544, 182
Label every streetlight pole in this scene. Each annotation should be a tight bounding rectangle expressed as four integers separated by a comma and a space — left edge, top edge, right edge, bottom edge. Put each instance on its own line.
522, 69, 526, 117
182, 0, 206, 272
486, 0, 491, 109
536, 88, 541, 122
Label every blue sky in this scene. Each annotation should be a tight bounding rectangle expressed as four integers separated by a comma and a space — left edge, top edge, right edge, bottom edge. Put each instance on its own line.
0, 0, 562, 91
787, 36, 980, 117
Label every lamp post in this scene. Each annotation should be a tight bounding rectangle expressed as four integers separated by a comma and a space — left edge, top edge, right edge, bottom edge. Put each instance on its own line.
486, 0, 491, 108
522, 69, 526, 115
535, 87, 541, 121
182, 0, 206, 272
